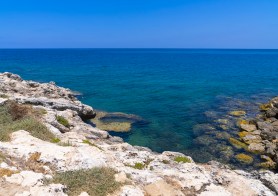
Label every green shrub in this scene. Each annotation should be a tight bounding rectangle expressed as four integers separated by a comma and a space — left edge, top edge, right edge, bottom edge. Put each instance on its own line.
0, 152, 6, 163
0, 103, 55, 142
51, 138, 61, 143
162, 160, 170, 164
56, 115, 70, 128
82, 139, 92, 145
174, 156, 191, 163
58, 141, 72, 147
0, 94, 8, 98
133, 162, 145, 170
34, 108, 48, 115
48, 167, 120, 196
10, 117, 54, 141
82, 140, 102, 150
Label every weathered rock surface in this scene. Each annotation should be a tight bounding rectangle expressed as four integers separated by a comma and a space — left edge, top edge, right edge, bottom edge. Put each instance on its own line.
0, 72, 278, 196
0, 72, 95, 119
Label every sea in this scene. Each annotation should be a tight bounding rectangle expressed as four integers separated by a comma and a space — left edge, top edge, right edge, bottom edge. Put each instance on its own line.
1, 49, 278, 169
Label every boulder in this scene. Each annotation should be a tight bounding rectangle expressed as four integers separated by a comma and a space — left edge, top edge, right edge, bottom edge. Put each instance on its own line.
266, 107, 278, 118
264, 141, 277, 156
248, 143, 265, 153
0, 130, 107, 171
242, 134, 262, 144
240, 124, 257, 132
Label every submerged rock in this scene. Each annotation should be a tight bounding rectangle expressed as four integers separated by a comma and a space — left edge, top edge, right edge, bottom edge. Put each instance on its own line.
229, 138, 248, 150
229, 110, 246, 116
204, 111, 219, 119
194, 135, 217, 146
215, 132, 231, 140
215, 118, 229, 125
260, 155, 276, 169
238, 131, 249, 138
90, 111, 145, 132
192, 123, 216, 136
235, 153, 254, 164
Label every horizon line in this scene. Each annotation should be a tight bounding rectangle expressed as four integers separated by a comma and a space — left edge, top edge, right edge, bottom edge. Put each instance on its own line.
0, 48, 278, 50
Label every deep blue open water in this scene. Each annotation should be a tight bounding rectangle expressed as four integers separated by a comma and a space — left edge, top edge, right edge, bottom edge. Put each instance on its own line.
1, 49, 278, 168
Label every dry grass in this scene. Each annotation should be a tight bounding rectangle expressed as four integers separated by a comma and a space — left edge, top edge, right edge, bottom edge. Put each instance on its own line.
0, 151, 6, 163
0, 168, 17, 177
0, 94, 9, 98
6, 101, 33, 121
0, 101, 55, 142
49, 167, 121, 196
25, 152, 46, 173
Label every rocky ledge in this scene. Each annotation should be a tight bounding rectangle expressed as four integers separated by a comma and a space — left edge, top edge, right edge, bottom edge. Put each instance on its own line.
0, 72, 277, 196
230, 99, 278, 170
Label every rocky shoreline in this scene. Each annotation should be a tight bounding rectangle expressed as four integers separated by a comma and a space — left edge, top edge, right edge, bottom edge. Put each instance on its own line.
0, 72, 278, 196
227, 100, 278, 170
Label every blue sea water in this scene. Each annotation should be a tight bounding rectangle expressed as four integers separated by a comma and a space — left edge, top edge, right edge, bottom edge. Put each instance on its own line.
1, 49, 278, 168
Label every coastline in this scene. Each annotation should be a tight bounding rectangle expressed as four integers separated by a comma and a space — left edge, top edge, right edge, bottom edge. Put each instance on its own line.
0, 72, 277, 195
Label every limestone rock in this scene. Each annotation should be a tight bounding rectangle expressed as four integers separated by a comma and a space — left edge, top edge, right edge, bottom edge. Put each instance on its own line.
240, 124, 257, 132
248, 143, 265, 153
242, 134, 262, 144
113, 185, 145, 196
144, 180, 184, 196
258, 170, 278, 194
0, 130, 107, 171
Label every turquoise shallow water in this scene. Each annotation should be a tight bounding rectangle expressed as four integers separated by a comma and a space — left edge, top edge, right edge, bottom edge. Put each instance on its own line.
1, 49, 278, 169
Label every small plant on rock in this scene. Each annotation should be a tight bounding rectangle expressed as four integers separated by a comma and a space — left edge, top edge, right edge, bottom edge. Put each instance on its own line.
56, 115, 70, 128
133, 162, 145, 170
0, 94, 8, 98
162, 160, 170, 164
82, 139, 102, 150
51, 138, 61, 143
174, 156, 191, 163
0, 152, 6, 163
48, 167, 121, 196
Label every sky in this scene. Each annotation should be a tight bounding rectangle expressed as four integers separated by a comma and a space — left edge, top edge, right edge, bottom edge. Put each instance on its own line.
0, 0, 278, 48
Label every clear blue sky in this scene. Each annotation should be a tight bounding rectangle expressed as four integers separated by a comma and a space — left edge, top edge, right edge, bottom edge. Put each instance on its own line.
0, 0, 277, 48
